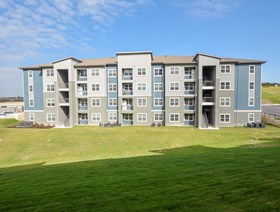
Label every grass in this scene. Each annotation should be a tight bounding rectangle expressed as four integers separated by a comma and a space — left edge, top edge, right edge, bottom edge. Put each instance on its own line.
0, 119, 280, 211
262, 86, 280, 104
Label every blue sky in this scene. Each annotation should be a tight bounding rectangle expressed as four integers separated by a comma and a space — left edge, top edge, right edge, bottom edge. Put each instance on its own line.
0, 0, 279, 96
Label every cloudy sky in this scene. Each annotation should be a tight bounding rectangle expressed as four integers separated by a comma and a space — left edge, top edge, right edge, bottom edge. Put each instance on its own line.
0, 0, 279, 96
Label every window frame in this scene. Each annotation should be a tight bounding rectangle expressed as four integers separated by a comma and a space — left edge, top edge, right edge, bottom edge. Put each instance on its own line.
220, 81, 231, 90
184, 113, 194, 121
154, 68, 163, 76
28, 70, 33, 78
249, 81, 255, 90
91, 68, 100, 77
170, 113, 180, 122
137, 113, 147, 122
248, 113, 254, 122
170, 98, 180, 107
154, 113, 163, 121
108, 112, 117, 121
46, 69, 54, 77
170, 82, 180, 91
154, 98, 163, 106
108, 83, 117, 92
220, 65, 231, 74
108, 98, 117, 107
137, 98, 147, 107
137, 67, 146, 76
137, 82, 147, 91
220, 114, 230, 123
47, 113, 55, 122
170, 67, 179, 75
92, 113, 101, 122
46, 83, 55, 92
29, 99, 34, 107
220, 97, 231, 107
108, 69, 117, 77
46, 98, 55, 107
92, 83, 100, 92
154, 83, 163, 91
91, 98, 101, 107
29, 85, 33, 92
29, 113, 35, 121
249, 97, 254, 106
249, 65, 255, 74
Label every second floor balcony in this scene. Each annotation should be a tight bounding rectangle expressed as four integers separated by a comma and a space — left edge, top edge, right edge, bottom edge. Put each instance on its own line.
184, 90, 195, 95
122, 90, 133, 95
77, 90, 88, 96
202, 97, 214, 103
78, 105, 88, 110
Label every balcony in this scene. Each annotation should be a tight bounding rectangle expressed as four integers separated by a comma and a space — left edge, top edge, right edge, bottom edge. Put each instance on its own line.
77, 76, 87, 81
184, 74, 195, 80
59, 83, 69, 89
78, 119, 88, 125
184, 105, 195, 111
78, 105, 88, 110
122, 90, 133, 96
184, 90, 195, 95
202, 97, 215, 105
121, 105, 133, 112
184, 120, 195, 126
122, 76, 133, 81
202, 80, 215, 89
122, 120, 133, 125
77, 91, 88, 96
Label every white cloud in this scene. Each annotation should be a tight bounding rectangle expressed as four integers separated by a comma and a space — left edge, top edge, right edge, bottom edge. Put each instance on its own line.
173, 0, 237, 18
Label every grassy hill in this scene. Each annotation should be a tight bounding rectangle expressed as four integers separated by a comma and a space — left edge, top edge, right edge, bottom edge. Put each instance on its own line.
0, 119, 280, 210
262, 86, 280, 104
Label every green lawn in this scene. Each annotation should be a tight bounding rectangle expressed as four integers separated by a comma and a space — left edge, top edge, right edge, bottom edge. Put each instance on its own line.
0, 119, 280, 211
262, 86, 280, 104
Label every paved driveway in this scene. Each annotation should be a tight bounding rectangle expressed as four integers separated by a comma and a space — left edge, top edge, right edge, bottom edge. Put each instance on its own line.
262, 104, 280, 118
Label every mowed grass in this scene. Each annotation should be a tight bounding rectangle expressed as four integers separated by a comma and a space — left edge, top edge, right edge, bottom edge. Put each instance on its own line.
0, 119, 280, 211
262, 86, 280, 104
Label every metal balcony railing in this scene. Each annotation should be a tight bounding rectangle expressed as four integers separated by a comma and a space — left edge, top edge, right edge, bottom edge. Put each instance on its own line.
184, 74, 195, 80
184, 90, 195, 95
184, 105, 195, 110
202, 97, 214, 102
203, 80, 215, 86
122, 76, 133, 80
122, 105, 133, 111
77, 91, 88, 96
77, 76, 87, 81
122, 90, 133, 95
59, 98, 69, 103
78, 120, 88, 125
59, 83, 69, 89
78, 105, 88, 110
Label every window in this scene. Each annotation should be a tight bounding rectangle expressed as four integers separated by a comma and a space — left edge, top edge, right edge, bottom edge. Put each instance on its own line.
46, 98, 55, 107
184, 67, 195, 78
29, 85, 33, 92
92, 84, 100, 91
154, 98, 163, 106
185, 114, 194, 121
249, 65, 255, 74
249, 97, 254, 106
170, 98, 180, 106
137, 98, 147, 107
28, 70, 33, 77
170, 67, 179, 75
154, 83, 163, 91
154, 113, 163, 121
220, 114, 230, 123
137, 113, 147, 122
46, 84, 55, 92
91, 68, 99, 76
154, 68, 163, 76
47, 113, 55, 122
29, 99, 34, 107
248, 113, 254, 122
220, 65, 231, 74
29, 113, 35, 121
108, 69, 117, 77
220, 97, 231, 107
108, 98, 117, 106
220, 81, 230, 90
249, 81, 255, 90
92, 113, 101, 122
170, 113, 179, 122
123, 114, 132, 121
137, 68, 146, 76
137, 83, 146, 91
92, 98, 101, 107
170, 82, 179, 91
185, 98, 194, 106
46, 69, 54, 76
108, 112, 117, 121
185, 83, 194, 91
108, 83, 117, 92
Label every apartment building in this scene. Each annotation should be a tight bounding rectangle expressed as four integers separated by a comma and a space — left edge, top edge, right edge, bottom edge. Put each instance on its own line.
20, 51, 265, 129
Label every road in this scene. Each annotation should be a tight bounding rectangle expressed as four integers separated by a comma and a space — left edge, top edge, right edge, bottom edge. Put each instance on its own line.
262, 104, 280, 118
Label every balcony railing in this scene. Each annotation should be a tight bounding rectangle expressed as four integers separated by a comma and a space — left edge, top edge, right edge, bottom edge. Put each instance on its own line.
122, 76, 133, 80
78, 105, 88, 110
59, 98, 69, 103
203, 80, 215, 86
59, 83, 69, 89
184, 120, 195, 126
122, 105, 133, 111
202, 97, 214, 102
184, 105, 195, 110
184, 74, 195, 80
77, 76, 87, 81
122, 90, 133, 95
122, 120, 133, 125
78, 119, 88, 125
77, 91, 88, 96
184, 90, 195, 95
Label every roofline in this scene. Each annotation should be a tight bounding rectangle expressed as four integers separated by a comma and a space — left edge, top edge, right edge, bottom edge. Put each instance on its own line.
52, 57, 81, 64
194, 53, 221, 60
116, 51, 153, 56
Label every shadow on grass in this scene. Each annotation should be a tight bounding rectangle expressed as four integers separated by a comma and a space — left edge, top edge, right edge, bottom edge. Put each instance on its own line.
0, 143, 280, 211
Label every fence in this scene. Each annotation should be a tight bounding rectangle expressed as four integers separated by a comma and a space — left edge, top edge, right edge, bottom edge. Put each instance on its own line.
261, 113, 280, 127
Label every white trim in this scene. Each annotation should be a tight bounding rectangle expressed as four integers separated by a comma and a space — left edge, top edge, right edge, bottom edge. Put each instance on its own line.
169, 113, 180, 122
106, 110, 118, 112
249, 65, 255, 74
46, 83, 55, 92
234, 110, 261, 112
46, 98, 55, 107
137, 98, 147, 107
248, 113, 254, 122
248, 97, 255, 107
108, 112, 118, 121
46, 113, 55, 122
169, 98, 180, 107
25, 110, 44, 112
137, 113, 147, 122
219, 97, 231, 107
169, 82, 180, 91
108, 69, 117, 77
154, 98, 163, 106
169, 66, 180, 75
220, 81, 231, 90
91, 83, 100, 92
108, 83, 117, 92
151, 110, 165, 112
220, 114, 230, 123
154, 83, 163, 91
154, 67, 163, 76
137, 67, 147, 76
28, 70, 33, 78
91, 113, 101, 122
29, 99, 34, 107
108, 98, 117, 107
91, 98, 101, 107
249, 81, 255, 90
220, 65, 231, 74
29, 113, 35, 121
137, 82, 147, 91
91, 68, 100, 77
154, 113, 163, 121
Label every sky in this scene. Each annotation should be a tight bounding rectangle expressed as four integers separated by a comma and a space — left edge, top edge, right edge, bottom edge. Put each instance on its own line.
0, 0, 279, 97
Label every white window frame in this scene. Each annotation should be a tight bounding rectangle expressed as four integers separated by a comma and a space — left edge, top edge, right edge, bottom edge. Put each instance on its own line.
220, 114, 230, 123
170, 113, 180, 122
91, 68, 100, 76
137, 113, 147, 122
137, 82, 147, 91
46, 69, 54, 77
248, 113, 254, 122
220, 97, 231, 107
154, 68, 163, 76
154, 113, 163, 121
29, 113, 35, 121
29, 85, 33, 92
46, 98, 55, 107
29, 99, 34, 107
220, 65, 231, 74
28, 70, 33, 78
108, 83, 117, 92
46, 83, 55, 92
249, 65, 255, 74
108, 98, 117, 106
154, 83, 163, 91
91, 98, 101, 107
92, 83, 100, 92
249, 97, 254, 106
92, 113, 101, 122
108, 69, 117, 77
170, 67, 179, 75
184, 114, 194, 121
137, 98, 147, 107
154, 98, 163, 106
137, 67, 146, 76
249, 81, 255, 90
170, 98, 180, 107
220, 81, 231, 90
47, 113, 55, 122
170, 82, 180, 91
108, 112, 117, 121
